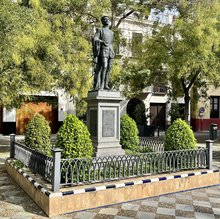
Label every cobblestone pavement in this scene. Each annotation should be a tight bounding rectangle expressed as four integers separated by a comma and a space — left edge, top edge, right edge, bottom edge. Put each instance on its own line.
0, 135, 220, 219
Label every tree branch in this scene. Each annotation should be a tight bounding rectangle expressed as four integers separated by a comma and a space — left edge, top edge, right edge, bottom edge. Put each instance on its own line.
85, 13, 99, 23
187, 70, 200, 90
115, 9, 135, 28
0, 65, 15, 75
155, 39, 173, 53
181, 77, 186, 91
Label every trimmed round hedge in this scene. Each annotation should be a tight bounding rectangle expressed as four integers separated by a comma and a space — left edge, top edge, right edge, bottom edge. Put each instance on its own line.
25, 114, 52, 156
164, 118, 197, 151
120, 114, 139, 150
55, 114, 93, 158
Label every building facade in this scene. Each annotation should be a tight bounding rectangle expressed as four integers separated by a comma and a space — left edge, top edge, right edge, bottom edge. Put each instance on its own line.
0, 90, 75, 135
191, 85, 220, 131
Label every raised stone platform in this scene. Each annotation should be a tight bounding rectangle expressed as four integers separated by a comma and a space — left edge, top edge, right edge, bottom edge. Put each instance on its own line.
5, 159, 220, 217
86, 90, 124, 157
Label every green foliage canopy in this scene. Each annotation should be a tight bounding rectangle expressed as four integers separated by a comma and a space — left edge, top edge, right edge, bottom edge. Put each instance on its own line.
0, 0, 45, 108
125, 0, 220, 122
0, 0, 91, 111
168, 102, 183, 124
0, 0, 169, 111
120, 60, 151, 98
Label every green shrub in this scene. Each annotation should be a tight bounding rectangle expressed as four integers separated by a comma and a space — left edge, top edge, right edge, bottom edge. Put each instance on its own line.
25, 114, 52, 156
120, 114, 139, 150
55, 114, 93, 158
164, 118, 197, 151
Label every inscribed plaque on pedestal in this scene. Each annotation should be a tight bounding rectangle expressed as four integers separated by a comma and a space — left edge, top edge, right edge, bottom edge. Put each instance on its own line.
102, 110, 115, 137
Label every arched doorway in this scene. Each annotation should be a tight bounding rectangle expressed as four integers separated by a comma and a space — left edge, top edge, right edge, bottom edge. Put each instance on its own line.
127, 98, 156, 137
126, 98, 146, 125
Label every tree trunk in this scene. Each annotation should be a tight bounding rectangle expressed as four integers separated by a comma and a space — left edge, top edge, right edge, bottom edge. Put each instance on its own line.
181, 71, 200, 124
184, 93, 190, 124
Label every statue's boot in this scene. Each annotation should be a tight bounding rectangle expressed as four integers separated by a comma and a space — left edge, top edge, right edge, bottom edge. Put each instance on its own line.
94, 80, 100, 90
104, 84, 110, 90
100, 84, 104, 90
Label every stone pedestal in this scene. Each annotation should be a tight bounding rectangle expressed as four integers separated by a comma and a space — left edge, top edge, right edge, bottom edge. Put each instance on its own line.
86, 90, 124, 157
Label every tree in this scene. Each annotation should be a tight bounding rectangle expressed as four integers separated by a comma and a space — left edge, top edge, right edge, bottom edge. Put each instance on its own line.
1, 0, 167, 111
119, 60, 151, 98
137, 0, 220, 123
0, 0, 92, 112
168, 102, 183, 124
0, 0, 40, 108
41, 0, 92, 116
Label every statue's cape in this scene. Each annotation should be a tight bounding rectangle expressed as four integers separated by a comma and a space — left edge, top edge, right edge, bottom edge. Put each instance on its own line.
92, 39, 100, 58
92, 28, 104, 58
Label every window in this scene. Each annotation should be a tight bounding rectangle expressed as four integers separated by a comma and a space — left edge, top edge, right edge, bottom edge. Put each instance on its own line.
131, 32, 143, 57
152, 86, 166, 94
210, 96, 219, 118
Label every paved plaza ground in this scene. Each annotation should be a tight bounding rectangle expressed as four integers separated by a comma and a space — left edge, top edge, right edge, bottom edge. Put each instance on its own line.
0, 133, 220, 218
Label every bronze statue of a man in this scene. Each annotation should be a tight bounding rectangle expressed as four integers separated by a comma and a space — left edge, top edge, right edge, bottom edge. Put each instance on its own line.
92, 16, 115, 90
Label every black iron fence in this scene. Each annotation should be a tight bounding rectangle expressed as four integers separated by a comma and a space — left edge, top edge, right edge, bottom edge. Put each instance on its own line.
139, 137, 164, 153
9, 134, 213, 192
10, 134, 53, 182
60, 148, 208, 186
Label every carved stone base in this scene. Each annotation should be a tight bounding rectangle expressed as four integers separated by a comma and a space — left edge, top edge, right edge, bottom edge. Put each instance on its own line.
86, 90, 125, 157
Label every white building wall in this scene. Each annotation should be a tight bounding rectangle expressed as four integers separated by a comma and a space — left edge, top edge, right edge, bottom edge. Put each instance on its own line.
57, 90, 75, 122
3, 108, 16, 122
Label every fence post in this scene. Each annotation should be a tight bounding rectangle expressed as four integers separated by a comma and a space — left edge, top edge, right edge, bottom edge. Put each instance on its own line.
206, 140, 213, 169
10, 134, 15, 158
52, 148, 62, 192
